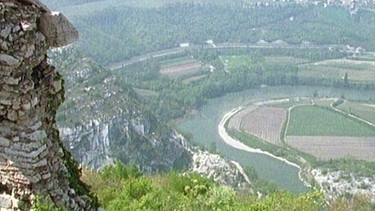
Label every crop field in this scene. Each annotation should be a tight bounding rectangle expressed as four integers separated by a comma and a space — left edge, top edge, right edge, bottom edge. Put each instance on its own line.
159, 62, 202, 77
239, 107, 287, 146
221, 55, 260, 70
287, 136, 375, 161
227, 106, 258, 131
337, 101, 375, 125
264, 56, 308, 65
160, 57, 197, 68
182, 75, 207, 84
299, 59, 375, 82
287, 106, 375, 136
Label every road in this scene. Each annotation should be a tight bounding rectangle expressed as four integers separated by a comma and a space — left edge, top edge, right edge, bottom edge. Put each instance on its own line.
107, 42, 331, 71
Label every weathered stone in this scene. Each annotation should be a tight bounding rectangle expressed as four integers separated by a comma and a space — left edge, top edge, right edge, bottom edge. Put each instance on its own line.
5, 144, 46, 159
0, 27, 11, 39
30, 96, 39, 107
21, 130, 47, 141
0, 137, 10, 147
4, 76, 21, 85
0, 41, 8, 51
0, 99, 12, 105
0, 194, 17, 209
21, 102, 31, 110
38, 12, 79, 47
28, 121, 42, 130
7, 110, 18, 121
0, 1, 96, 210
52, 79, 62, 93
0, 54, 20, 67
41, 172, 51, 179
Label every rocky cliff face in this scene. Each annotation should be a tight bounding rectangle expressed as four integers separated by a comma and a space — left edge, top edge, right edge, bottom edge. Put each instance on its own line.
0, 1, 96, 210
50, 47, 250, 188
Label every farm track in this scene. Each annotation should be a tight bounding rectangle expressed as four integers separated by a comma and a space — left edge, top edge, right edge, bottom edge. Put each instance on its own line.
331, 99, 375, 128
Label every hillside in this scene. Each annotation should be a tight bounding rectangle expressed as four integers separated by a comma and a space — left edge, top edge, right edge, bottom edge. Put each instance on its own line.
6, 0, 373, 209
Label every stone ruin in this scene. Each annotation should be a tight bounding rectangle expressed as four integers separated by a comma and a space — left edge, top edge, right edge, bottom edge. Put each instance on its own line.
0, 0, 97, 210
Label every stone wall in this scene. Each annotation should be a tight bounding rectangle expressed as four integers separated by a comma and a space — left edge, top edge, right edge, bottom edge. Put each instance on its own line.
0, 1, 95, 210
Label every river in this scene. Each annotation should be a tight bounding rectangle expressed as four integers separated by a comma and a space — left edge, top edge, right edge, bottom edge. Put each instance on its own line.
176, 86, 375, 193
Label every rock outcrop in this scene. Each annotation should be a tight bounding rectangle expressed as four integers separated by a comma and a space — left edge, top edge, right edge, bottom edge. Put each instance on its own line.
0, 1, 95, 210
50, 47, 250, 189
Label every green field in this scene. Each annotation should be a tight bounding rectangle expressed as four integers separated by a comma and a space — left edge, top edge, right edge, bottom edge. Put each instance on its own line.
287, 106, 375, 136
337, 101, 375, 125
221, 55, 261, 69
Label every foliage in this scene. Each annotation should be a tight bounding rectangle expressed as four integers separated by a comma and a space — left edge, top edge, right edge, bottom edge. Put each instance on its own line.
32, 195, 66, 211
74, 4, 375, 65
79, 162, 332, 211
246, 190, 326, 211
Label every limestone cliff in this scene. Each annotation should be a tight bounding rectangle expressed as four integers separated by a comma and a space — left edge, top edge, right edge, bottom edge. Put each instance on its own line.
0, 1, 96, 210
50, 47, 250, 189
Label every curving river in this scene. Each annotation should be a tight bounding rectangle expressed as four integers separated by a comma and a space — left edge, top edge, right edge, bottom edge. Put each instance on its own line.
177, 86, 375, 193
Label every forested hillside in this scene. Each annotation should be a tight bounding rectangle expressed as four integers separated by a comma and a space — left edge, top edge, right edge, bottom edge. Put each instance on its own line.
70, 3, 375, 65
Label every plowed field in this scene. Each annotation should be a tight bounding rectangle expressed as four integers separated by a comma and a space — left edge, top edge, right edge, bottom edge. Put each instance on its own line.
240, 107, 287, 146
287, 136, 375, 161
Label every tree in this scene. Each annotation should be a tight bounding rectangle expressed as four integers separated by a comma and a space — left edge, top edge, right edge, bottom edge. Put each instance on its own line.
344, 72, 349, 88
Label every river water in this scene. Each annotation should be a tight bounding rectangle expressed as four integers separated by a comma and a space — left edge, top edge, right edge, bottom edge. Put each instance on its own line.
177, 86, 375, 193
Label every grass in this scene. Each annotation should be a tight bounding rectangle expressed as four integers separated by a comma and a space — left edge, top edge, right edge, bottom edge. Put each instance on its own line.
287, 105, 375, 136
221, 55, 261, 69
337, 101, 375, 125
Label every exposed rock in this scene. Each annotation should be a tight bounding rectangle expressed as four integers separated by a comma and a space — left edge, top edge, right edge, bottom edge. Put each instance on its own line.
0, 54, 20, 67
52, 47, 251, 188
0, 1, 96, 210
38, 12, 79, 47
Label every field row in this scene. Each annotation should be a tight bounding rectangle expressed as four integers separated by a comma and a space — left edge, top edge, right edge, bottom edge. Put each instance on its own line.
229, 99, 375, 162
287, 136, 375, 162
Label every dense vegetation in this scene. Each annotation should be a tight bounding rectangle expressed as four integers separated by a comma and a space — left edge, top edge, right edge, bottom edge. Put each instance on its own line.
72, 3, 375, 65
34, 162, 375, 210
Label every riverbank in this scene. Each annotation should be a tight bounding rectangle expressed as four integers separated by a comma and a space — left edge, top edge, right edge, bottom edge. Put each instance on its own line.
218, 106, 311, 188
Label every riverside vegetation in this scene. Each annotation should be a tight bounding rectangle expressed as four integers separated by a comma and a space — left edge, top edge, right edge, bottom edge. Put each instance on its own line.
40, 0, 375, 209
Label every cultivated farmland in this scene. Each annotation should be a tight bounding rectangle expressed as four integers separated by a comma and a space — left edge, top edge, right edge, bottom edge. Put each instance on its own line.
299, 59, 375, 82
287, 136, 375, 161
227, 106, 258, 131
160, 60, 202, 77
239, 107, 287, 146
287, 106, 375, 137
337, 101, 375, 125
